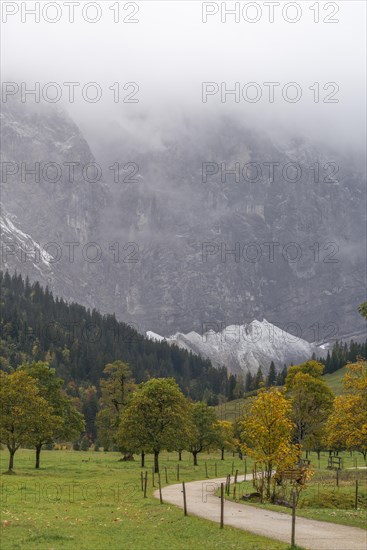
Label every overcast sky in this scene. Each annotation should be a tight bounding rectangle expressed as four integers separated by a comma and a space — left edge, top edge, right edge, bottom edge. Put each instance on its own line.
2, 1, 366, 153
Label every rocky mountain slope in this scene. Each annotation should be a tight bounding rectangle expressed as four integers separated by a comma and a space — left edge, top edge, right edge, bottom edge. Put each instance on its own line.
0, 101, 106, 310
1, 102, 366, 342
147, 319, 325, 376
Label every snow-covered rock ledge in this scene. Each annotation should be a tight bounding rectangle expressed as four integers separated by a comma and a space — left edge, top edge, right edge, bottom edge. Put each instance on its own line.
147, 319, 326, 376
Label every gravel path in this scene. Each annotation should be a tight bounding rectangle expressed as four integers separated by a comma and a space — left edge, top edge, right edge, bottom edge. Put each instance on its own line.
154, 476, 367, 550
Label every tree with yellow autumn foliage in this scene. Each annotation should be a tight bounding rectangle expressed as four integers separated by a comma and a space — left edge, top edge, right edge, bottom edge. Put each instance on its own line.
326, 360, 367, 459
241, 387, 300, 501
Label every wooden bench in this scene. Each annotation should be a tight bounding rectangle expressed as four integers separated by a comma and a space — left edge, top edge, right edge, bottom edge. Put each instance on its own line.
275, 468, 306, 485
327, 456, 343, 470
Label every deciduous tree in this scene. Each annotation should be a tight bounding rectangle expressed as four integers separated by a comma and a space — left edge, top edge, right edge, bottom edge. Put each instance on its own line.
21, 361, 84, 468
214, 420, 236, 460
285, 360, 324, 387
118, 378, 191, 472
285, 362, 334, 452
326, 360, 367, 458
241, 388, 299, 501
187, 402, 218, 465
96, 361, 135, 451
0, 370, 57, 471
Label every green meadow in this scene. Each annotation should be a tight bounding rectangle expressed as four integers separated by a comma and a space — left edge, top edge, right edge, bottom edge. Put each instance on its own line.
322, 366, 348, 395
0, 448, 288, 550
1, 448, 365, 549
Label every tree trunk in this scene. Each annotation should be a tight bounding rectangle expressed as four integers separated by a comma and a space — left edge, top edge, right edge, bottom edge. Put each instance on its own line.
193, 451, 198, 466
266, 464, 272, 499
178, 449, 182, 461
8, 448, 15, 471
35, 444, 42, 469
221, 447, 224, 460
238, 450, 243, 460
154, 450, 159, 473
123, 452, 134, 461
141, 450, 145, 468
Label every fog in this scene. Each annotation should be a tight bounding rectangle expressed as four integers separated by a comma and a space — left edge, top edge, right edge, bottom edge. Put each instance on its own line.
1, 1, 366, 154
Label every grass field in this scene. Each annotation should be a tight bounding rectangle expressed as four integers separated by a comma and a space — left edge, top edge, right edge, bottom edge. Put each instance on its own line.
0, 448, 291, 550
322, 366, 347, 395
215, 398, 246, 421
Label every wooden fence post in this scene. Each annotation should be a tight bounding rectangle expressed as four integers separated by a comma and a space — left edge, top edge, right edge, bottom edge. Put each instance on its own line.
182, 482, 187, 516
231, 461, 234, 476
165, 466, 168, 484
220, 483, 224, 528
158, 473, 163, 504
355, 480, 359, 509
234, 469, 238, 484
177, 463, 180, 481
144, 471, 148, 498
205, 462, 208, 478
245, 458, 247, 480
226, 474, 231, 495
291, 489, 296, 549
140, 471, 144, 491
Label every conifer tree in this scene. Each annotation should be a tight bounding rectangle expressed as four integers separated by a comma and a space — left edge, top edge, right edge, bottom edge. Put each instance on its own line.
267, 361, 277, 387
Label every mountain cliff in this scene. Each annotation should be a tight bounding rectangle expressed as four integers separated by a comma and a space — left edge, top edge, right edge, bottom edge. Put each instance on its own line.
1, 103, 365, 341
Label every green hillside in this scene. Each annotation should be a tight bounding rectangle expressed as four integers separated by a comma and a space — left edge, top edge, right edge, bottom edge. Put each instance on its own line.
215, 366, 348, 418
322, 365, 347, 395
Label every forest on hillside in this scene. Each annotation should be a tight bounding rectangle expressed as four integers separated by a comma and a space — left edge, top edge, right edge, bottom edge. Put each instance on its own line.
0, 271, 239, 404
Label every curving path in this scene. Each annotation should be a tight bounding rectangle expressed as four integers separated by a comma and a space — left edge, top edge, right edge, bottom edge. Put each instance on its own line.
154, 476, 366, 550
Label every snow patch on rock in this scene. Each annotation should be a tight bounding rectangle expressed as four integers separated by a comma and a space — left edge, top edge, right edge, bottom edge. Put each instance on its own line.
147, 319, 326, 376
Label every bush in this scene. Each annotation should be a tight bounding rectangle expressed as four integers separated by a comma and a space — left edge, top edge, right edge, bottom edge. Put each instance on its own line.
80, 436, 90, 451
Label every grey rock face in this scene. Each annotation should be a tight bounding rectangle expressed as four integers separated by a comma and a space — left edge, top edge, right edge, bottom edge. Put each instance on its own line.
1, 101, 106, 307
1, 104, 366, 343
